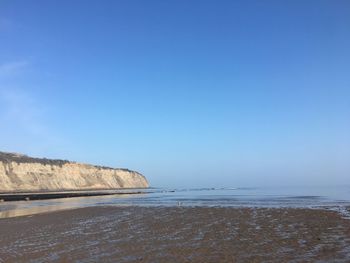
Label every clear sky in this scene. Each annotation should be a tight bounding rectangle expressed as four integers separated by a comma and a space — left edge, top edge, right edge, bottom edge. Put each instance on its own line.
0, 0, 349, 188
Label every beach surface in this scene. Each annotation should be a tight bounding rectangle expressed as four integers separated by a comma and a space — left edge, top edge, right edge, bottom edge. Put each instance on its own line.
1, 206, 350, 262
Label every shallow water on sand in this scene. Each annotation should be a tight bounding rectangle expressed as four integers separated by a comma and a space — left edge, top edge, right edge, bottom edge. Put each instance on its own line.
1, 186, 350, 218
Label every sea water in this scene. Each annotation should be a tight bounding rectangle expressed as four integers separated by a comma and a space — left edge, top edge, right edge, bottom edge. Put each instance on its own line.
1, 186, 350, 218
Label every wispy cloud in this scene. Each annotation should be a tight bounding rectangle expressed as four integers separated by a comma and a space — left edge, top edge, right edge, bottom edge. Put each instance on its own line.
0, 87, 47, 136
0, 61, 29, 77
0, 60, 40, 135
0, 60, 67, 156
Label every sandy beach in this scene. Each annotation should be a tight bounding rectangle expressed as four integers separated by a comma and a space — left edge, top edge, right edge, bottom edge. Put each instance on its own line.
0, 206, 350, 262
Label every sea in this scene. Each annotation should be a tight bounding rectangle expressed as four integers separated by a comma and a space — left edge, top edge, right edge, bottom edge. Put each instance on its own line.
1, 186, 350, 218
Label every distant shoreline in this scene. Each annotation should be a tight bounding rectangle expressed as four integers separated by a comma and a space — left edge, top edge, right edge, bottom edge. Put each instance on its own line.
0, 189, 148, 202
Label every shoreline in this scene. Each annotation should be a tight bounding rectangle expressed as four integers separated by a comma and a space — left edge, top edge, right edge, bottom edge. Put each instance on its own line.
1, 195, 350, 219
0, 189, 148, 202
0, 206, 350, 262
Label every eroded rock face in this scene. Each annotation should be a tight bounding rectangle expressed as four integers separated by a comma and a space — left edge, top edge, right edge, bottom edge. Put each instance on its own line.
0, 152, 149, 192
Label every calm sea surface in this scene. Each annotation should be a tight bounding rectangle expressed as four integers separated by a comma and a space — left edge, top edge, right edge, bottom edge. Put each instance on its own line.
1, 186, 350, 218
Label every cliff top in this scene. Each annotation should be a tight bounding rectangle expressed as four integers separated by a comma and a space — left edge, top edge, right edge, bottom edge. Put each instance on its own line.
0, 152, 69, 166
0, 151, 134, 172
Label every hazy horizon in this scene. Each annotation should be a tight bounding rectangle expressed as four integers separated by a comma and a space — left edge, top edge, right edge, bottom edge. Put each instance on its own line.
1, 0, 349, 188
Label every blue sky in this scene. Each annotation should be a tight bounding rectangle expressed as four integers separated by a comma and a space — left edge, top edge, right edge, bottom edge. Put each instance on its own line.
0, 0, 349, 187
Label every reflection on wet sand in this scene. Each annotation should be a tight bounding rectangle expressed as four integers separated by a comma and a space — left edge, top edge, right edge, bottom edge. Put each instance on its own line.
0, 193, 147, 218
0, 205, 76, 219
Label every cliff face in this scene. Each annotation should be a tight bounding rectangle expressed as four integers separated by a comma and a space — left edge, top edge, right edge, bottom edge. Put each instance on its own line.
0, 152, 149, 193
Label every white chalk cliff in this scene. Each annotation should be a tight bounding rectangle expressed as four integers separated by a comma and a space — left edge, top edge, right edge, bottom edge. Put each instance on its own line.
0, 152, 149, 192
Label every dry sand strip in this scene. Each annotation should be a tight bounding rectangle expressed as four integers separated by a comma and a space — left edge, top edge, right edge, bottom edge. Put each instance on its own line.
0, 206, 350, 262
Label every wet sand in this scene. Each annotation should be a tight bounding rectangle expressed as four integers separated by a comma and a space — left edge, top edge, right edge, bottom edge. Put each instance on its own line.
0, 206, 350, 262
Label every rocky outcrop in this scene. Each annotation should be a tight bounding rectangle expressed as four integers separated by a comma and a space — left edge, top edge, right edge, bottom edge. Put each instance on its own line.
0, 152, 149, 193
